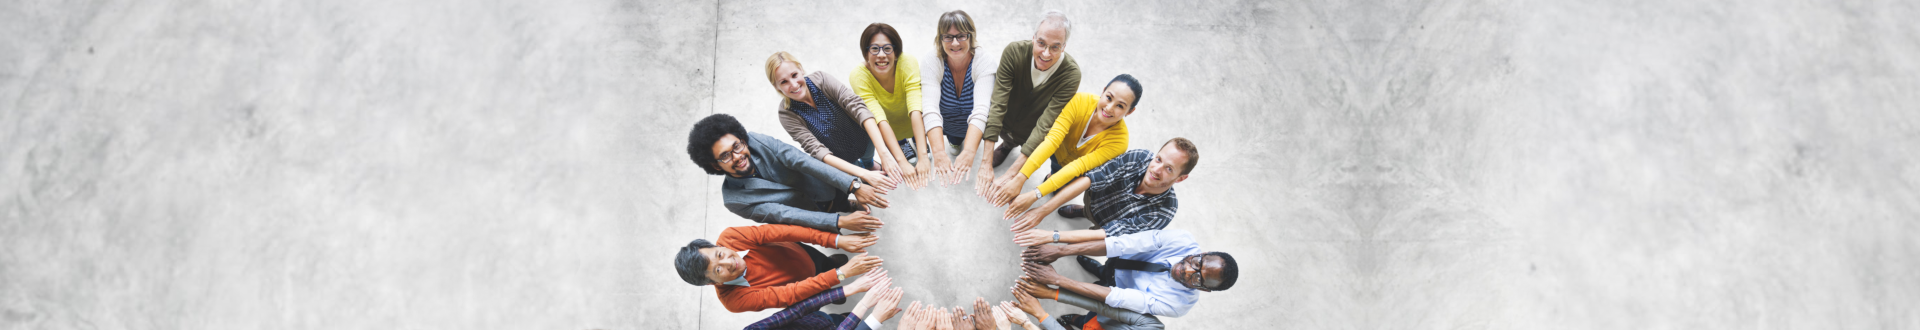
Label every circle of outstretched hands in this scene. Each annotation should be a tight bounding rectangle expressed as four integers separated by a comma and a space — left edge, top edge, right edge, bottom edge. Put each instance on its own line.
826, 159, 1081, 330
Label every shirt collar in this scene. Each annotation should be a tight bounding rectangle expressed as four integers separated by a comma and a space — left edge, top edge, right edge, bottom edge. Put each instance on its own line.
722, 250, 752, 286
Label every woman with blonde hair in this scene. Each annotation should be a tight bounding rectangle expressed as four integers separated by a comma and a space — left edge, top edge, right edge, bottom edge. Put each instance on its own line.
766, 51, 901, 197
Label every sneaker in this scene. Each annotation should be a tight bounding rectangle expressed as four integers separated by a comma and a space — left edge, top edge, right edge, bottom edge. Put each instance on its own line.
1057, 205, 1086, 219
1055, 314, 1087, 330
897, 140, 917, 160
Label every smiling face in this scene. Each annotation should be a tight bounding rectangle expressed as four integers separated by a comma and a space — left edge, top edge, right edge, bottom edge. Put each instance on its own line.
1030, 23, 1067, 71
941, 27, 972, 63
866, 33, 896, 77
1093, 81, 1138, 127
1171, 254, 1228, 291
772, 61, 809, 102
697, 246, 746, 284
709, 134, 752, 177
1142, 143, 1191, 191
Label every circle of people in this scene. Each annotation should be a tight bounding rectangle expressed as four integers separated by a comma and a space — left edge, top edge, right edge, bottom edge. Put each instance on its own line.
675, 10, 1240, 330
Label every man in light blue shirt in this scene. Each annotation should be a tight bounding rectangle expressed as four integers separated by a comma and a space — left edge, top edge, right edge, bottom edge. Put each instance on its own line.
1019, 229, 1239, 322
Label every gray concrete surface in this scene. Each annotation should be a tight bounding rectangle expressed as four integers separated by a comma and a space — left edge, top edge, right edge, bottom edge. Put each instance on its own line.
3, 0, 1917, 329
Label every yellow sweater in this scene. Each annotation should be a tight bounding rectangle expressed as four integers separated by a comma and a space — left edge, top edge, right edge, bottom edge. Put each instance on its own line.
849, 54, 924, 140
1019, 93, 1129, 195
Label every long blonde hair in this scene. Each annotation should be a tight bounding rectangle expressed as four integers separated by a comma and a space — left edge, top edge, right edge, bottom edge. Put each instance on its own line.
764, 51, 805, 102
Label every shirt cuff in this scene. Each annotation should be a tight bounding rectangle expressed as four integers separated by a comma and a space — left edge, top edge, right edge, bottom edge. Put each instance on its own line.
865, 317, 884, 330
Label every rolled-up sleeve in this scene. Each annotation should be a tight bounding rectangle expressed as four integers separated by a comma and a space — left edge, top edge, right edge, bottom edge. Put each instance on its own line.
1104, 230, 1163, 257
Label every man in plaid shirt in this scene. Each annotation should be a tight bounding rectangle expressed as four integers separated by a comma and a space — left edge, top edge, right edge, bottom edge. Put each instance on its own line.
1003, 137, 1199, 241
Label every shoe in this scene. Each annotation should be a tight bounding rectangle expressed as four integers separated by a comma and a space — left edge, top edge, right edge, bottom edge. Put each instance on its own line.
991, 142, 1015, 167
1076, 256, 1103, 275
829, 254, 850, 269
1057, 204, 1086, 219
1055, 314, 1087, 330
898, 140, 918, 161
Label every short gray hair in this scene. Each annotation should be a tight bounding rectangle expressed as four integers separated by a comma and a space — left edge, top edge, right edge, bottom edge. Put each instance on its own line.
1037, 10, 1071, 39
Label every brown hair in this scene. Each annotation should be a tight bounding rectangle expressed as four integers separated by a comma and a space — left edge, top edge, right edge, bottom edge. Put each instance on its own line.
933, 10, 977, 62
1163, 137, 1199, 175
859, 23, 903, 58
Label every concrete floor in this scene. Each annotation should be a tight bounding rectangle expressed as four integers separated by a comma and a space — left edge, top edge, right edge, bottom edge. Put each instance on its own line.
4, 0, 1918, 329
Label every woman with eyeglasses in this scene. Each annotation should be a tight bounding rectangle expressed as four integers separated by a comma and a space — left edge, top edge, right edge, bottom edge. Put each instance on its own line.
848, 22, 930, 189
766, 51, 902, 195
918, 10, 998, 187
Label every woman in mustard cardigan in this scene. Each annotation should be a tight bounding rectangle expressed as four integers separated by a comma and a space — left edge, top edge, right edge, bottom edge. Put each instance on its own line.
986, 74, 1144, 207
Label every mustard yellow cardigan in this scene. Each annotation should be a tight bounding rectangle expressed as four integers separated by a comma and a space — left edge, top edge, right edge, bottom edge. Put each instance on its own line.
1018, 92, 1129, 195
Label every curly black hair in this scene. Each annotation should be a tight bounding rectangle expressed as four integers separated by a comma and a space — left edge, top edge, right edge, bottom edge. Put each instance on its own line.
687, 114, 750, 175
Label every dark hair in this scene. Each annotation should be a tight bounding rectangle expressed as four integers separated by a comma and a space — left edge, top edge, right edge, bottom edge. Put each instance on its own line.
1206, 251, 1238, 291
686, 114, 750, 175
675, 239, 719, 286
1107, 74, 1144, 109
1162, 137, 1199, 175
860, 23, 904, 58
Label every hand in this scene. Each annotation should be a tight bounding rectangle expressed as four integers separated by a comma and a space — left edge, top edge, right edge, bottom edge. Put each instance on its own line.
837, 253, 883, 278
836, 232, 880, 252
997, 302, 1029, 327
933, 307, 953, 330
845, 267, 889, 294
971, 297, 996, 330
951, 307, 969, 330
1011, 229, 1054, 247
897, 156, 924, 190
872, 288, 905, 323
1002, 190, 1040, 220
881, 158, 905, 184
1020, 263, 1063, 287
916, 152, 940, 188
853, 183, 892, 209
1008, 285, 1050, 320
902, 301, 925, 330
1022, 245, 1065, 264
951, 146, 976, 185
989, 301, 1012, 330
838, 212, 885, 233
851, 274, 893, 317
1009, 208, 1047, 233
989, 174, 1027, 207
974, 154, 996, 195
857, 170, 898, 193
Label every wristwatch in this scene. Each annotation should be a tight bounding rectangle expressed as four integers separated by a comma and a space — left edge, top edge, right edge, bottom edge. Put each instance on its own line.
850, 178, 864, 192
1052, 230, 1060, 243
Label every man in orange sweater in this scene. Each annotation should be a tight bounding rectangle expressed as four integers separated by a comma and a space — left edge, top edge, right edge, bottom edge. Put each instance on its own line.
674, 224, 885, 313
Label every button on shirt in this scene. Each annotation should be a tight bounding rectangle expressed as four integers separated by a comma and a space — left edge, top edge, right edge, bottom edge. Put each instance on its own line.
1103, 229, 1202, 317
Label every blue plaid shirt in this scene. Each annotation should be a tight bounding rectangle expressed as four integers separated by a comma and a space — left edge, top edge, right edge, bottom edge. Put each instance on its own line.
1082, 149, 1179, 236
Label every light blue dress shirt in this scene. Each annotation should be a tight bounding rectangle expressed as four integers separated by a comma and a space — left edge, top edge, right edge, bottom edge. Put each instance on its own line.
1102, 229, 1202, 317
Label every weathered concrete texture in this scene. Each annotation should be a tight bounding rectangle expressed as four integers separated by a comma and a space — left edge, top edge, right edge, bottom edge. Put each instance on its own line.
3, 0, 1918, 329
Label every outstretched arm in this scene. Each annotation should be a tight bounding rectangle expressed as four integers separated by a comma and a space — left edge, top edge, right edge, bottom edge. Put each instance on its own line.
745, 288, 848, 330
